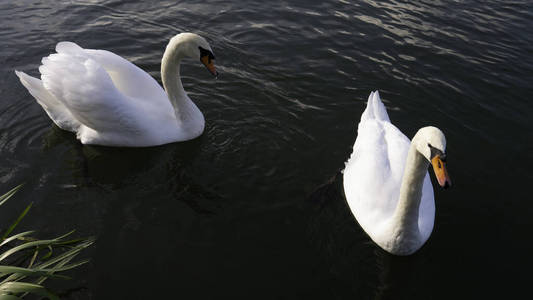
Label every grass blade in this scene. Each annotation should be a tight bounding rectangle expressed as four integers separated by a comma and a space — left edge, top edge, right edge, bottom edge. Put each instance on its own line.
0, 266, 68, 279
0, 184, 93, 298
0, 282, 59, 300
0, 232, 35, 248
0, 239, 58, 263
0, 185, 23, 208
0, 203, 32, 241
33, 238, 95, 270
0, 294, 23, 300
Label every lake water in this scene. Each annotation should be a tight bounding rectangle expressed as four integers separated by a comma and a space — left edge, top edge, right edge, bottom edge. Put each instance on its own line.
1, 0, 531, 298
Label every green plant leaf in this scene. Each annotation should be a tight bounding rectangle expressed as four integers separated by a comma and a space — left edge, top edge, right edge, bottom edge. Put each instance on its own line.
0, 294, 23, 300
0, 239, 58, 263
0, 185, 23, 208
4, 238, 94, 285
1, 203, 32, 241
0, 184, 93, 298
0, 266, 68, 279
0, 232, 91, 263
0, 231, 35, 248
0, 282, 58, 300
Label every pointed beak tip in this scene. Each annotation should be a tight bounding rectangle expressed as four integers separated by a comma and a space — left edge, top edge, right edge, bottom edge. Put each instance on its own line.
440, 178, 451, 189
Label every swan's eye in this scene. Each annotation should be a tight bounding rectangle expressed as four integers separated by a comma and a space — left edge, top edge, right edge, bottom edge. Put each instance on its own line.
199, 46, 218, 77
199, 46, 215, 63
428, 143, 446, 161
428, 143, 437, 157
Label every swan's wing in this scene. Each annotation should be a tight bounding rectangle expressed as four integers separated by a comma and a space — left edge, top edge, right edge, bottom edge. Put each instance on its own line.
39, 43, 144, 135
343, 91, 410, 232
15, 70, 81, 132
344, 120, 409, 220
80, 46, 167, 101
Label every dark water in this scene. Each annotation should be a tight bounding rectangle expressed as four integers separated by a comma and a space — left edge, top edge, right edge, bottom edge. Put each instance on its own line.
1, 0, 532, 298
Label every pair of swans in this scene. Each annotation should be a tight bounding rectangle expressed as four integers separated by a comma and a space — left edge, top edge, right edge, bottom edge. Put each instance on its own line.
15, 33, 451, 255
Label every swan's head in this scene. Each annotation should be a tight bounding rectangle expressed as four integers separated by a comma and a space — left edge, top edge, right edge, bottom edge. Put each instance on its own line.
169, 33, 218, 77
415, 126, 452, 189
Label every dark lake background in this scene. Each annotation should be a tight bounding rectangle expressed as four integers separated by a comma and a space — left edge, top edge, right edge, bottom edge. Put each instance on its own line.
1, 0, 531, 299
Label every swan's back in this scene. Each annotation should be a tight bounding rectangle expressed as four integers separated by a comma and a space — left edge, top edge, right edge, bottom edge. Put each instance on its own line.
15, 41, 179, 146
343, 91, 435, 242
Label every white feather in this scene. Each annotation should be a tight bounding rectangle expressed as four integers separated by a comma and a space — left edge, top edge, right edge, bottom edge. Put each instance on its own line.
343, 91, 444, 255
15, 33, 212, 147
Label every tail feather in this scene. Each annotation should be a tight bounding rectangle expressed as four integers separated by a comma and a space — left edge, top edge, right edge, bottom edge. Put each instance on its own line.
372, 91, 390, 122
360, 90, 390, 123
15, 70, 80, 132
56, 41, 85, 56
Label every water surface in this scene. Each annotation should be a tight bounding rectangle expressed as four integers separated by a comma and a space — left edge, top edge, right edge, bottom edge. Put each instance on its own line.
0, 0, 531, 298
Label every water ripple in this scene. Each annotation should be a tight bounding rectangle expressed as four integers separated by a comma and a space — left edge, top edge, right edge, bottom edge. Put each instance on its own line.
1, 0, 532, 297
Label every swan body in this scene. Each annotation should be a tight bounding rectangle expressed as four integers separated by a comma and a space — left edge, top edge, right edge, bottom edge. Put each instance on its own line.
15, 33, 217, 147
343, 91, 450, 255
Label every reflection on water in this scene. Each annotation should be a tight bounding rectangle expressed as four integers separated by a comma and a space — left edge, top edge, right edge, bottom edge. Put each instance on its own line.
0, 0, 531, 298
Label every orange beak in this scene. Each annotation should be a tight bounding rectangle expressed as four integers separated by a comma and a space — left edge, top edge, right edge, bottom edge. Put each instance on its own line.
431, 155, 451, 189
201, 55, 218, 78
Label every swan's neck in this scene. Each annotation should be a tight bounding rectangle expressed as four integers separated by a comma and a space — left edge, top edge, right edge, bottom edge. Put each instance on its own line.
161, 42, 190, 121
392, 136, 429, 237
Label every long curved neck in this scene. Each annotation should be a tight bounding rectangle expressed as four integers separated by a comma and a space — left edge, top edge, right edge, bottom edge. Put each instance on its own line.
161, 41, 189, 119
392, 136, 429, 236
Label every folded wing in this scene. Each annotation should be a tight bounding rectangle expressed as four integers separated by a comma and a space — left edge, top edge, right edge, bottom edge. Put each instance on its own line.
38, 42, 143, 135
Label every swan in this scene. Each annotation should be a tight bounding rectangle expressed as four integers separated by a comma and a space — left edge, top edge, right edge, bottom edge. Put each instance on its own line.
343, 91, 451, 255
15, 33, 218, 147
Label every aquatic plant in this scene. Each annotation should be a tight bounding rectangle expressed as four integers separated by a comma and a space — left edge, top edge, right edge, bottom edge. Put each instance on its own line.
0, 185, 94, 299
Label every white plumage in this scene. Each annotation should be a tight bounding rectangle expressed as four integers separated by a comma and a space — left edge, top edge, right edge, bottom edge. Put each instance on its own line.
15, 33, 216, 147
343, 91, 450, 255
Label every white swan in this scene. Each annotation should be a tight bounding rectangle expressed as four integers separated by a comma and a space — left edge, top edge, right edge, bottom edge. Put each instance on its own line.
15, 33, 218, 147
343, 91, 451, 255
